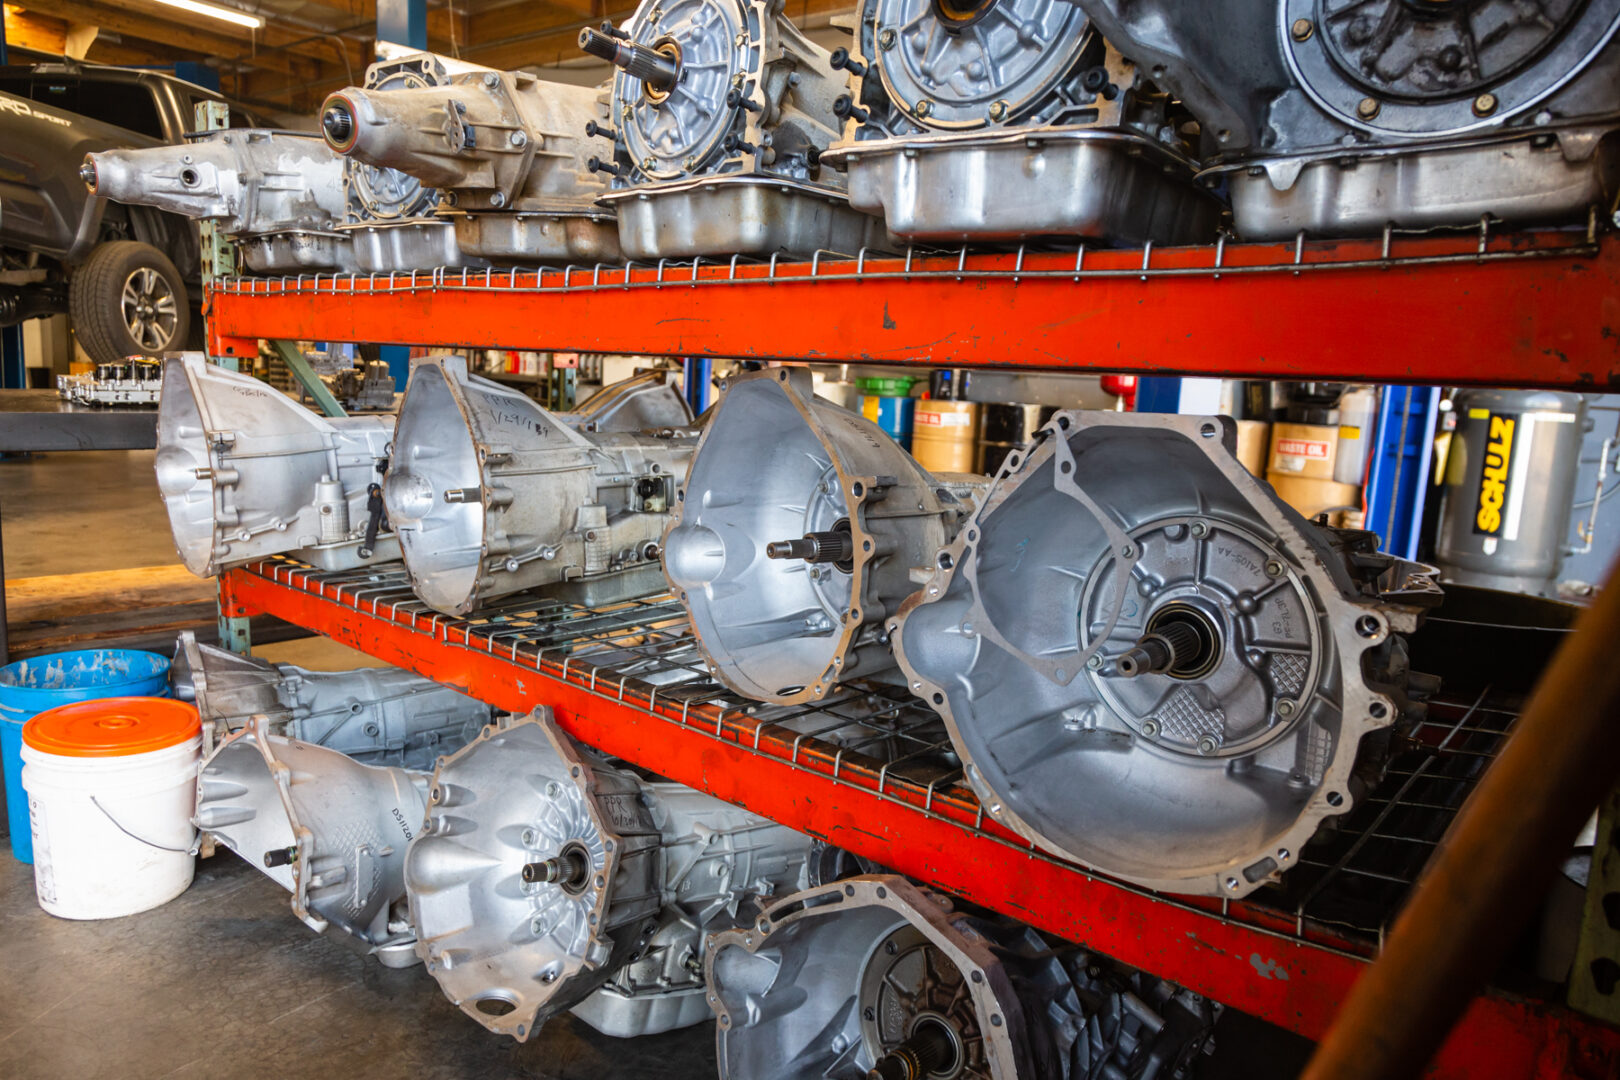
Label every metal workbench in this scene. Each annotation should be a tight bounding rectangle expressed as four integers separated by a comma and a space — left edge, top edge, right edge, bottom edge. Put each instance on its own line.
0, 389, 159, 664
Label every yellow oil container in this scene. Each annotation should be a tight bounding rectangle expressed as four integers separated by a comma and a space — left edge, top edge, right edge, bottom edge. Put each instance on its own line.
912, 399, 980, 474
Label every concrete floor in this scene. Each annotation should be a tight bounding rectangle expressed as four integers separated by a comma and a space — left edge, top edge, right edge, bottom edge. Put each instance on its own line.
0, 451, 716, 1077
0, 448, 1311, 1079
0, 849, 716, 1080
0, 451, 177, 578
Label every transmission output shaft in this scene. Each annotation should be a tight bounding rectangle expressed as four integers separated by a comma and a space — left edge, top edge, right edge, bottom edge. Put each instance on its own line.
579, 28, 679, 93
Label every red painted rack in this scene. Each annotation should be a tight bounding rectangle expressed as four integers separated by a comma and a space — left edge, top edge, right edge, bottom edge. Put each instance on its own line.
221, 559, 1620, 1080
207, 226, 1620, 390
206, 224, 1620, 1077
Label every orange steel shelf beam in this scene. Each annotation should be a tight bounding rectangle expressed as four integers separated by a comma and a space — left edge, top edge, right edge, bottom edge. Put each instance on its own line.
221, 561, 1620, 1080
207, 230, 1620, 389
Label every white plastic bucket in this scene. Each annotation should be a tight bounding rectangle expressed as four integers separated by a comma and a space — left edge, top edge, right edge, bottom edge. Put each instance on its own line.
22, 733, 201, 920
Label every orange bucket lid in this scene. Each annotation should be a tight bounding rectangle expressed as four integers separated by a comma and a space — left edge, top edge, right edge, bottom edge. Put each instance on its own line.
23, 697, 201, 757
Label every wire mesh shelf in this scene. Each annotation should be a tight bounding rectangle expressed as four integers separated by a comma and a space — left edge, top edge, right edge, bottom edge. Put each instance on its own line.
237, 555, 1515, 961
211, 216, 1600, 299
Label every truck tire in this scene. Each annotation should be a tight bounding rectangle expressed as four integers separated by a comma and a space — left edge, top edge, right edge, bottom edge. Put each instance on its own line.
69, 240, 191, 364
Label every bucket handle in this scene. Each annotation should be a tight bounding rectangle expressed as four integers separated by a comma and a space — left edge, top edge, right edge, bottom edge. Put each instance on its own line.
91, 795, 198, 855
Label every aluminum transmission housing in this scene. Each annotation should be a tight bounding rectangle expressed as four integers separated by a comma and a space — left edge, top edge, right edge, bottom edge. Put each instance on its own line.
195, 717, 430, 962
663, 368, 978, 706
1073, 0, 1620, 238
406, 710, 810, 1041
708, 875, 1083, 1079
330, 51, 473, 272
709, 875, 1221, 1079
568, 369, 695, 432
81, 60, 473, 274
384, 356, 696, 615
321, 62, 620, 264
582, 0, 887, 257
891, 412, 1441, 898
172, 631, 490, 771
155, 354, 398, 576
819, 0, 1218, 244
81, 131, 356, 274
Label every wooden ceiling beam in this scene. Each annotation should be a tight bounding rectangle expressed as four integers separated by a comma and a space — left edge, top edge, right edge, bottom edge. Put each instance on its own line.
238, 64, 358, 110
262, 0, 467, 51
80, 36, 205, 66
3, 5, 72, 53
6, 18, 188, 66
61, 0, 368, 70
10, 0, 314, 75
467, 0, 598, 49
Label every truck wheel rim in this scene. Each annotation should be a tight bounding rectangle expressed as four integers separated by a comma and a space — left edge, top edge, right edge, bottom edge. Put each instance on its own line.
121, 267, 179, 352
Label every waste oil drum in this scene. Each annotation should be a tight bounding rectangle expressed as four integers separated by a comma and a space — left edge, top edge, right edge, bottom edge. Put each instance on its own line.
0, 649, 170, 862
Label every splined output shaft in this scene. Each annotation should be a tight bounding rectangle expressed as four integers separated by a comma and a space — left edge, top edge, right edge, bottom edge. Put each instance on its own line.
578, 28, 679, 93
866, 1020, 957, 1080
320, 101, 355, 145
765, 529, 854, 565
1115, 618, 1202, 678
522, 846, 591, 889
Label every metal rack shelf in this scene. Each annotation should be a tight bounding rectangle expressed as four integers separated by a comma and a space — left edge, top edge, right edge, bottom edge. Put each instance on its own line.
205, 225, 1619, 389
220, 557, 1620, 1079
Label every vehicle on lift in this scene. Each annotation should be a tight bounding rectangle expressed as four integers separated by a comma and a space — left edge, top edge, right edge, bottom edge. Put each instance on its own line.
0, 61, 267, 365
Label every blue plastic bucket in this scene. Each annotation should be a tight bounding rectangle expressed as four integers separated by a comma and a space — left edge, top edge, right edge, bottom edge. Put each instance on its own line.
0, 649, 171, 862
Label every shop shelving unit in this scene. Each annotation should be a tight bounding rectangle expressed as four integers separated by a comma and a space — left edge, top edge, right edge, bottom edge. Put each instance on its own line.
208, 223, 1620, 1079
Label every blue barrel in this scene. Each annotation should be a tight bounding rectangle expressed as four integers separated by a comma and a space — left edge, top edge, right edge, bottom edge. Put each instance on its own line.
0, 649, 171, 862
857, 376, 919, 450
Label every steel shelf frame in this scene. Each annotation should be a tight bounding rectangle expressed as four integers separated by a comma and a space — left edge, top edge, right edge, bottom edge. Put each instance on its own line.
220, 558, 1620, 1080
206, 225, 1620, 390
203, 222, 1620, 1076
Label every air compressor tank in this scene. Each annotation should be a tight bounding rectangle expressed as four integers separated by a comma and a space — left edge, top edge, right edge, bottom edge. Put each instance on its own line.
1435, 389, 1589, 596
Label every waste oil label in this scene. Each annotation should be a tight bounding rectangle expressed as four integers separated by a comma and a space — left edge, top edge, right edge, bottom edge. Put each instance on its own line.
1272, 438, 1332, 473
1471, 411, 1518, 538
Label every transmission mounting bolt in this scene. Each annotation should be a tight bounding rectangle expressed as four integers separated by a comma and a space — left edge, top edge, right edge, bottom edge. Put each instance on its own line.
988, 100, 1008, 121
1141, 718, 1161, 738
913, 99, 933, 119
1356, 97, 1381, 120
1197, 735, 1219, 756
878, 28, 897, 49
1291, 18, 1313, 41
1473, 92, 1498, 116
1276, 699, 1297, 718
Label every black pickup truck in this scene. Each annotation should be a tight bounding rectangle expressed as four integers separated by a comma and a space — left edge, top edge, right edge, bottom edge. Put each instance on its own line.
0, 62, 265, 365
